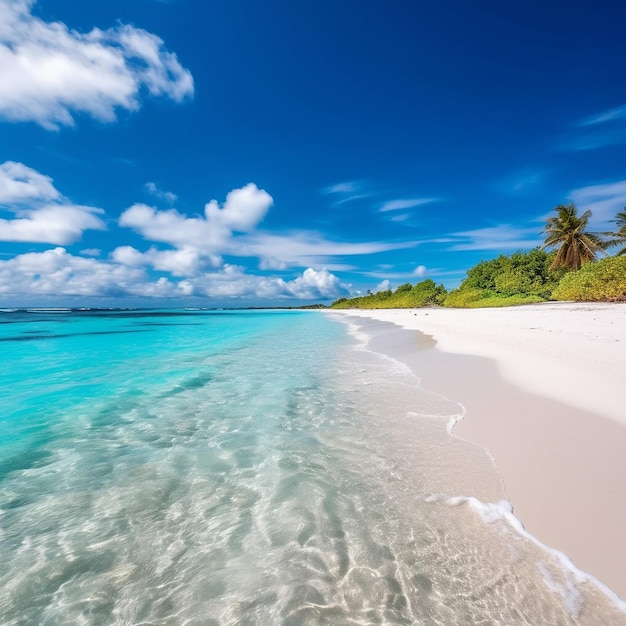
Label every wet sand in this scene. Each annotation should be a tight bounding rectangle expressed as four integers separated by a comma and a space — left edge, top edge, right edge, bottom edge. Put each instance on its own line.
329, 303, 626, 601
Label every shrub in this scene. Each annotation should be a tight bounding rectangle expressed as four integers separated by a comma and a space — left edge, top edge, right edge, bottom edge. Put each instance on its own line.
459, 248, 562, 298
468, 294, 545, 308
330, 279, 448, 309
395, 282, 413, 294
552, 256, 626, 301
443, 288, 486, 307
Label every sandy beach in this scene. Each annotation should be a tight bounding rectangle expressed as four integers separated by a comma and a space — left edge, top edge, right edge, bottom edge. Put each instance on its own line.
330, 302, 626, 601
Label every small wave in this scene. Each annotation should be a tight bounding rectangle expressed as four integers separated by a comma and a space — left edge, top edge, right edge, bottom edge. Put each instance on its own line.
443, 494, 626, 617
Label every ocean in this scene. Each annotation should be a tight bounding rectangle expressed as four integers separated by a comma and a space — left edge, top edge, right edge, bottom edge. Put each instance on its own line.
0, 308, 623, 625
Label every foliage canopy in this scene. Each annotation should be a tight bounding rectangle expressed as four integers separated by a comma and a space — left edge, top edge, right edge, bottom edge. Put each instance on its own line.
542, 203, 606, 270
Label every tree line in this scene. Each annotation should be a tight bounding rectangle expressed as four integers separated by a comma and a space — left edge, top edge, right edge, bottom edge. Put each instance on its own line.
331, 204, 626, 308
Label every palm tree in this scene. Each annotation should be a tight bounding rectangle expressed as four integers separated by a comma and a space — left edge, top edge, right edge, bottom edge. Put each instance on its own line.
542, 203, 606, 270
604, 209, 626, 256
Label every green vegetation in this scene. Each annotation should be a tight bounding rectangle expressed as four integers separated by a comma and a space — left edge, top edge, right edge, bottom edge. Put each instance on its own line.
604, 209, 626, 256
552, 256, 626, 302
443, 288, 544, 309
440, 248, 566, 308
452, 249, 564, 298
542, 203, 606, 270
331, 207, 626, 309
331, 279, 446, 309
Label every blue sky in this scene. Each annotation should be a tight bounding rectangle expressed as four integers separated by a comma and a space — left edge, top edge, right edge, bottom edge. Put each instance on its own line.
2, 0, 626, 306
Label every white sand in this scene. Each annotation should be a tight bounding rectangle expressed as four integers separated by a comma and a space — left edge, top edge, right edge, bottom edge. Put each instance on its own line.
330, 302, 626, 600
344, 302, 626, 425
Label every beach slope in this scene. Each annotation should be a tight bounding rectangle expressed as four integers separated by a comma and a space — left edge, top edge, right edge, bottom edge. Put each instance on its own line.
330, 302, 626, 600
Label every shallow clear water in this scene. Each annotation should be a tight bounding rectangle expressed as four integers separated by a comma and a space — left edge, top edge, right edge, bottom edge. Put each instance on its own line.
0, 309, 623, 625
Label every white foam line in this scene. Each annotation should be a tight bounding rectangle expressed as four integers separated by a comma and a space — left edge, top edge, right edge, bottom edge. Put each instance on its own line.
443, 495, 626, 616
337, 315, 467, 423
328, 311, 626, 615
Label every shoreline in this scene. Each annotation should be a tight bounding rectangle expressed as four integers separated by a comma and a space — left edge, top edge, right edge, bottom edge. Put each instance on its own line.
326, 303, 626, 602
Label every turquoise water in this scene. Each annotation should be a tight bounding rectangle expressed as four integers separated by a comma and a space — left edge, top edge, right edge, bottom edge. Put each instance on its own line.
0, 309, 624, 625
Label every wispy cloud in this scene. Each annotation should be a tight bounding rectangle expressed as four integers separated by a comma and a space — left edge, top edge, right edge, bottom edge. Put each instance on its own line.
389, 213, 411, 222
447, 224, 542, 252
379, 198, 438, 212
145, 182, 177, 204
563, 104, 626, 151
236, 232, 418, 269
0, 0, 193, 129
324, 181, 359, 194
497, 169, 545, 194
579, 105, 626, 127
568, 179, 626, 227
322, 180, 371, 206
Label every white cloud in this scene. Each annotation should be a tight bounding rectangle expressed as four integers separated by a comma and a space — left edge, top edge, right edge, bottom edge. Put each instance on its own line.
0, 247, 154, 297
0, 204, 105, 244
237, 231, 418, 268
111, 245, 219, 277
324, 181, 359, 194
579, 105, 626, 127
375, 279, 390, 292
120, 182, 419, 277
0, 160, 59, 203
379, 198, 437, 212
288, 267, 342, 299
154, 265, 345, 301
568, 179, 626, 228
0, 161, 106, 244
145, 181, 177, 204
0, 246, 347, 302
413, 264, 427, 277
448, 225, 542, 252
204, 184, 272, 232
0, 0, 193, 129
79, 248, 101, 257
323, 181, 370, 206
564, 106, 626, 151
498, 169, 545, 194
259, 256, 288, 270
120, 183, 272, 251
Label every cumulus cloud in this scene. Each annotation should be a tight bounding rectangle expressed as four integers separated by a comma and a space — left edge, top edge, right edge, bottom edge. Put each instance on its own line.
0, 160, 59, 203
185, 265, 344, 301
0, 247, 153, 297
0, 0, 193, 129
374, 279, 390, 292
0, 161, 106, 244
0, 246, 346, 302
259, 256, 288, 270
119, 182, 416, 281
120, 183, 272, 251
111, 245, 220, 276
0, 247, 204, 299
288, 267, 342, 299
413, 264, 427, 277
